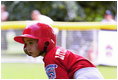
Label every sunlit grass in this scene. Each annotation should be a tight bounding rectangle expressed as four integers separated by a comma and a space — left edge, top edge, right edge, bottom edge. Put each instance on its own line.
1, 63, 117, 79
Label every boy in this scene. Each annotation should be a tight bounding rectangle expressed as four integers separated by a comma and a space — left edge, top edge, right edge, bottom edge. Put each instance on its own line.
14, 23, 103, 79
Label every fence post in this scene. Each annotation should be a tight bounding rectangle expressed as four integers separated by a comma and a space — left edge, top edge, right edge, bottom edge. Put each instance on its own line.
61, 30, 67, 49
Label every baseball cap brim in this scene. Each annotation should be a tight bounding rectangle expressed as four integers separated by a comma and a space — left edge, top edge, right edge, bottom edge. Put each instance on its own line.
14, 34, 38, 44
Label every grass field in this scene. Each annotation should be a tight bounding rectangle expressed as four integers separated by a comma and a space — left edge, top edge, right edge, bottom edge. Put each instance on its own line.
1, 63, 117, 79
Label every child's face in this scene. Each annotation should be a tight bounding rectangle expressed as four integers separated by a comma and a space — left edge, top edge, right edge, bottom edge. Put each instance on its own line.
24, 37, 40, 58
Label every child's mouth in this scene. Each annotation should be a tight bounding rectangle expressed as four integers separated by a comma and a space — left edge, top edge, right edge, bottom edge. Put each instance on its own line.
28, 52, 32, 56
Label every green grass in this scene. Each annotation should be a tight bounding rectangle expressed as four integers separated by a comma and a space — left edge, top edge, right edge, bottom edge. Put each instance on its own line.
1, 63, 48, 79
97, 66, 117, 79
1, 63, 117, 79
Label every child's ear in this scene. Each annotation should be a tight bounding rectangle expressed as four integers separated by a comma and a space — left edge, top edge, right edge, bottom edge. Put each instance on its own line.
45, 41, 49, 46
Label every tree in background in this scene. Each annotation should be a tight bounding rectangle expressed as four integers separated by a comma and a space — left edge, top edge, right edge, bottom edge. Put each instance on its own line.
1, 1, 117, 21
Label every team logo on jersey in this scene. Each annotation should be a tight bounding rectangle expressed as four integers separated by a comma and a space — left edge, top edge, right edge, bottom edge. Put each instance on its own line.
45, 64, 58, 79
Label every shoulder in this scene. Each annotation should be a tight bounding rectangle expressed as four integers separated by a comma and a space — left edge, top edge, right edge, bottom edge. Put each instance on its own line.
55, 47, 67, 60
101, 19, 107, 22
39, 15, 54, 24
54, 47, 85, 60
40, 15, 53, 21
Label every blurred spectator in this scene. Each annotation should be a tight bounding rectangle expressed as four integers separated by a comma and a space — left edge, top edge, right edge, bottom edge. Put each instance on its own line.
101, 10, 116, 23
31, 10, 54, 25
1, 4, 9, 50
1, 4, 9, 21
31, 10, 59, 34
31, 10, 59, 41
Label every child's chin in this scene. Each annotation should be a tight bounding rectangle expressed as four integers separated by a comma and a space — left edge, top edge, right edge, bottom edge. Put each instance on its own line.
32, 55, 38, 58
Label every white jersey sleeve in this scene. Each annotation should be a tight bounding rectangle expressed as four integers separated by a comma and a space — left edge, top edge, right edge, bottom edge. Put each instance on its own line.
73, 67, 104, 79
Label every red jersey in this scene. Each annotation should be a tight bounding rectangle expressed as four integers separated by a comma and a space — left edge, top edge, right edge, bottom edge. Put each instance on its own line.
43, 46, 95, 79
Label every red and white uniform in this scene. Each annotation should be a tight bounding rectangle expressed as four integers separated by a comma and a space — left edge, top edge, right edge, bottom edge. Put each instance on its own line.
13, 23, 103, 79
43, 46, 95, 79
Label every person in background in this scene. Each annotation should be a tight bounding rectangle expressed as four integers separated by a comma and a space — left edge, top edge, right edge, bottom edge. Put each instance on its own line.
31, 9, 58, 34
1, 4, 9, 21
1, 4, 9, 50
31, 10, 54, 25
101, 10, 116, 23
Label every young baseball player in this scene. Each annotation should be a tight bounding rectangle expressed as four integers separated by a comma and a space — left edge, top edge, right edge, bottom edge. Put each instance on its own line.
14, 23, 103, 79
